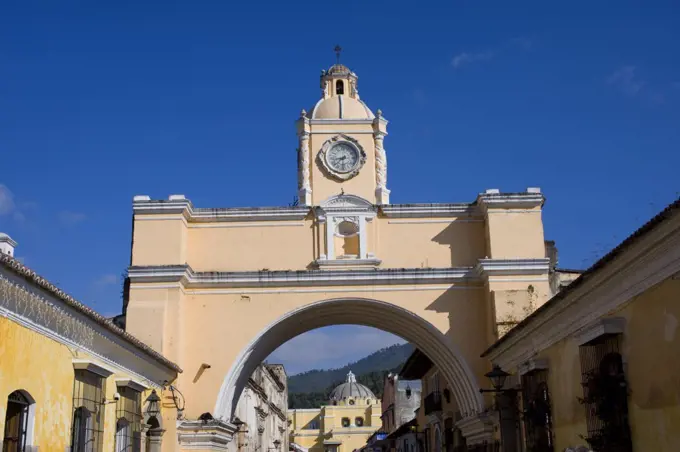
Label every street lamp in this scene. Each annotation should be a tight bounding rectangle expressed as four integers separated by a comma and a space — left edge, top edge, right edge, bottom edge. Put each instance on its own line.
479, 365, 518, 452
481, 364, 511, 393
145, 389, 165, 452
146, 390, 161, 418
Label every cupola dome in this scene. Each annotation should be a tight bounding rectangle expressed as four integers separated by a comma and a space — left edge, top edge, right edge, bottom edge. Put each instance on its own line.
329, 371, 376, 405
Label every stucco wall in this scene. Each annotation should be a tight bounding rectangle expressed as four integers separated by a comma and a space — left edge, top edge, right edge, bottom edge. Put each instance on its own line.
0, 316, 164, 452
508, 277, 680, 451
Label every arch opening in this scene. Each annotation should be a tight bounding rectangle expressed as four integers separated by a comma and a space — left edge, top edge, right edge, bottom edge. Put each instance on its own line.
214, 298, 484, 423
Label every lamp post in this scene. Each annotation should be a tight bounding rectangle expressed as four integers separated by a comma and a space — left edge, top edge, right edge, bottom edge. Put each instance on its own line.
479, 365, 519, 452
409, 425, 428, 452
145, 390, 165, 452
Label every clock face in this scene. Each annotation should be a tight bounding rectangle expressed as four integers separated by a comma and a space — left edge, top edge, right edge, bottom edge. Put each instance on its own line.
326, 142, 360, 174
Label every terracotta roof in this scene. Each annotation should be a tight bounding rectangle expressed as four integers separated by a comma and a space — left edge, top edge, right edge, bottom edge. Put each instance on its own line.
481, 196, 680, 358
0, 253, 182, 373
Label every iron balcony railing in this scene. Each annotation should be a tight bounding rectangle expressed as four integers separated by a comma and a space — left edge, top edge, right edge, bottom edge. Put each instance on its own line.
423, 392, 442, 415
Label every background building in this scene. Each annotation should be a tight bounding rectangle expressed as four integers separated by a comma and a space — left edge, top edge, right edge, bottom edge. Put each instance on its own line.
230, 364, 288, 452
288, 372, 381, 452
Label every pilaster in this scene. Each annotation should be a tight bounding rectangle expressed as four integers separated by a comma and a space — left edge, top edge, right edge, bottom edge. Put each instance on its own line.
296, 112, 312, 206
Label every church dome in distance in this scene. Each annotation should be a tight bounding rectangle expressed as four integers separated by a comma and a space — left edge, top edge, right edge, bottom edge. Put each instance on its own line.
327, 63, 351, 75
329, 371, 376, 404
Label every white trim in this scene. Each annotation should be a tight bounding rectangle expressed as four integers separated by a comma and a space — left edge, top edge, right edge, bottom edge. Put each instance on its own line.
487, 214, 680, 370
311, 130, 375, 134
176, 419, 237, 450
73, 359, 115, 377
115, 378, 150, 392
387, 219, 484, 224
309, 119, 375, 125
381, 204, 476, 218
477, 192, 544, 209
487, 277, 549, 283
136, 284, 481, 295
128, 265, 475, 288
133, 198, 310, 222
517, 358, 549, 376
574, 317, 626, 346
315, 258, 382, 268
476, 258, 550, 276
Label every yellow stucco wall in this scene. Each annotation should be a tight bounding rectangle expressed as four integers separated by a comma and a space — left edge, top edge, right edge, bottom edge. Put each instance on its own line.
127, 283, 491, 418
507, 277, 680, 451
0, 316, 167, 452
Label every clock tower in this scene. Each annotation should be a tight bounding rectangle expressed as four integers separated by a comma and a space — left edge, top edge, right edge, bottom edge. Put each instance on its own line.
296, 60, 390, 206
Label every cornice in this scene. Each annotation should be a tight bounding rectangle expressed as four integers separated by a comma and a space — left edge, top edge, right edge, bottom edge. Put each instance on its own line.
309, 119, 375, 125
380, 203, 477, 218
574, 317, 626, 346
128, 258, 551, 289
476, 258, 550, 277
177, 419, 237, 451
517, 358, 549, 376
73, 359, 115, 378
128, 265, 476, 288
133, 197, 310, 222
477, 191, 544, 210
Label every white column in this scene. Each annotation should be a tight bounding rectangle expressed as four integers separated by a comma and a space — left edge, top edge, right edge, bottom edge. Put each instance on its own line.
359, 216, 367, 259
298, 130, 312, 206
326, 218, 335, 260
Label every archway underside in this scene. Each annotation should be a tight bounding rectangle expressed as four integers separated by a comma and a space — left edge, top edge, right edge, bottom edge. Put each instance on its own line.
214, 298, 485, 423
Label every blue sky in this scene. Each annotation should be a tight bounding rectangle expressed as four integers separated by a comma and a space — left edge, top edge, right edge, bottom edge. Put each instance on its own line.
1, 1, 679, 375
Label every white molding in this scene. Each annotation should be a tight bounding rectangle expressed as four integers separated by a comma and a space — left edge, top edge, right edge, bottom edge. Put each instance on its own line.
73, 359, 115, 377
517, 358, 549, 376
477, 192, 544, 209
487, 215, 680, 370
476, 258, 551, 276
311, 130, 375, 134
455, 413, 494, 445
176, 419, 237, 450
381, 204, 476, 218
133, 198, 310, 222
128, 265, 475, 288
309, 119, 374, 125
387, 219, 484, 224
574, 317, 626, 346
115, 378, 150, 392
315, 258, 382, 268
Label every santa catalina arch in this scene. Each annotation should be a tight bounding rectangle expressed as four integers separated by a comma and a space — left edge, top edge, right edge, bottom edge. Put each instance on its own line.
126, 61, 553, 448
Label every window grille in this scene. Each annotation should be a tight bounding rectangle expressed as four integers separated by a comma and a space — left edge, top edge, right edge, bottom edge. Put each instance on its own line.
114, 386, 142, 452
355, 417, 364, 427
341, 417, 350, 428
3, 391, 31, 452
71, 370, 105, 452
521, 369, 554, 452
578, 334, 632, 452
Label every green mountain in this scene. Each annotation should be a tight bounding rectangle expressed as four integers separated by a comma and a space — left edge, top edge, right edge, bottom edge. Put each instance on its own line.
287, 342, 414, 409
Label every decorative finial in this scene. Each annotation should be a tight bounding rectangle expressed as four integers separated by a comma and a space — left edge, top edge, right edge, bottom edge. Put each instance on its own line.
340, 187, 345, 195
377, 109, 383, 118
300, 109, 307, 118
334, 45, 342, 65
347, 370, 356, 383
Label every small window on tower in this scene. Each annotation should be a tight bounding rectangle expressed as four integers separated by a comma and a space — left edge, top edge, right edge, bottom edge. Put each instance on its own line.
336, 80, 344, 95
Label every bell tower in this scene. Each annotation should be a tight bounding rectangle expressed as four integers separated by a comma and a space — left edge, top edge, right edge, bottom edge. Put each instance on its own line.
296, 50, 390, 206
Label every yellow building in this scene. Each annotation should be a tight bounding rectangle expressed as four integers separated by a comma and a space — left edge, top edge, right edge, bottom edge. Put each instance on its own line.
289, 372, 381, 452
0, 237, 180, 452
481, 197, 680, 451
126, 57, 563, 451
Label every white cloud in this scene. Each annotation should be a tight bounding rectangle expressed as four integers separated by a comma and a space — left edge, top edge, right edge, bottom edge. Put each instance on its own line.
59, 210, 87, 226
607, 66, 645, 97
451, 51, 494, 69
268, 326, 406, 375
93, 273, 118, 287
0, 184, 16, 216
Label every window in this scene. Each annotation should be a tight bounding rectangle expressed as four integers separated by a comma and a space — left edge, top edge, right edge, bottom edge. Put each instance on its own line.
71, 370, 105, 452
579, 334, 632, 452
303, 419, 320, 430
336, 80, 344, 95
2, 390, 33, 452
348, 399, 355, 405
341, 417, 350, 428
355, 417, 363, 427
521, 369, 554, 452
115, 386, 142, 452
